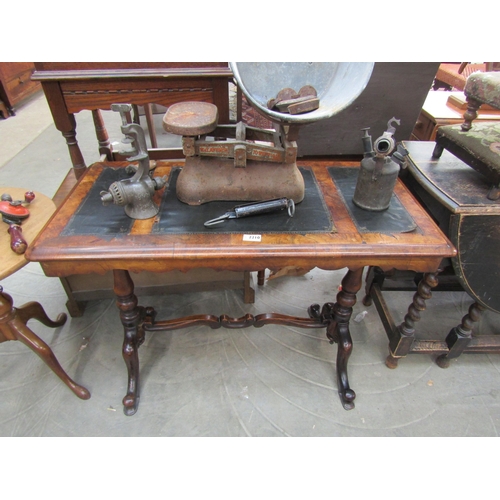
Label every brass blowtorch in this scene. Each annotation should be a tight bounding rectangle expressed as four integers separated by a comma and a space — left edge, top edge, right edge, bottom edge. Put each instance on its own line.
352, 117, 408, 211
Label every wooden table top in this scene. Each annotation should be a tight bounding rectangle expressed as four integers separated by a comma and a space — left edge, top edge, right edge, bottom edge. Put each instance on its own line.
26, 160, 456, 277
422, 91, 500, 121
403, 141, 500, 214
0, 188, 56, 281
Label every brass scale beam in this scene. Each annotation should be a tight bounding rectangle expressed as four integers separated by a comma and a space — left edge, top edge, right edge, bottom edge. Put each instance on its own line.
181, 122, 298, 167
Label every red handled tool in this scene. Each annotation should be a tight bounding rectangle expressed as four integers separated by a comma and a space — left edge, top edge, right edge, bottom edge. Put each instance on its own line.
0, 191, 35, 254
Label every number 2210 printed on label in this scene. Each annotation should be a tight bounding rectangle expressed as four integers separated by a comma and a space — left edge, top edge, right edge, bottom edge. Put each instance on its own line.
242, 234, 262, 242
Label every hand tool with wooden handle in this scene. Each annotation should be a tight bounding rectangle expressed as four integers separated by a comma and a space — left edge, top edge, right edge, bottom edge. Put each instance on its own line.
0, 191, 34, 254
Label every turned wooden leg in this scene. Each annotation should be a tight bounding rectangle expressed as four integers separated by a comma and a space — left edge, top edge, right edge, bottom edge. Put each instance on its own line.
61, 114, 87, 179
328, 267, 363, 410
309, 269, 362, 410
436, 301, 485, 368
386, 272, 439, 368
0, 287, 90, 399
41, 83, 87, 178
113, 269, 144, 416
461, 97, 481, 132
92, 109, 112, 160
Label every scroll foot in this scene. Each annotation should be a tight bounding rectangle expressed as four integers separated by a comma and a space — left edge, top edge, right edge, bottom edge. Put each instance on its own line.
335, 322, 356, 410
123, 393, 139, 416
340, 388, 356, 411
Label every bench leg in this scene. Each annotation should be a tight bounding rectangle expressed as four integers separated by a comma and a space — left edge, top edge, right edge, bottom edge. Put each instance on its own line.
432, 142, 444, 159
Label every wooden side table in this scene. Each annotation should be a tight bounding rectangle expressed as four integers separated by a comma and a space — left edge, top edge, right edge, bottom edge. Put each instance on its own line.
31, 63, 233, 178
26, 160, 455, 415
406, 142, 499, 362
0, 187, 89, 400
364, 141, 500, 369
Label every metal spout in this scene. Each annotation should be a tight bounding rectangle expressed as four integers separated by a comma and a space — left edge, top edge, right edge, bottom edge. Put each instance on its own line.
361, 127, 374, 158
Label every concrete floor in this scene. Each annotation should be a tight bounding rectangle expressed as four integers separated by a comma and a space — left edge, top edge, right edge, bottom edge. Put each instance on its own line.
1, 91, 500, 437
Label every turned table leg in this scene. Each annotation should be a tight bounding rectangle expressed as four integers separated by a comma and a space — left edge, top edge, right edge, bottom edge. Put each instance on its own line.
332, 268, 363, 410
113, 267, 364, 414
113, 269, 153, 416
0, 286, 90, 399
386, 271, 439, 368
60, 114, 87, 179
40, 82, 87, 178
436, 301, 485, 368
318, 268, 363, 410
92, 109, 112, 160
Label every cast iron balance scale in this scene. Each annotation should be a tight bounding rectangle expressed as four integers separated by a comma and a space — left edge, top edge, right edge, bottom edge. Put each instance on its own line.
99, 62, 377, 413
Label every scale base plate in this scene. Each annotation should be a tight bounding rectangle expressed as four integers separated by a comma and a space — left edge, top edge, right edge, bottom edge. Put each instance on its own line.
176, 156, 305, 205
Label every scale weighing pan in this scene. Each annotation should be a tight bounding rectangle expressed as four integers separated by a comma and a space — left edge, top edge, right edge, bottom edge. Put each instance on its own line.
168, 62, 375, 204
230, 62, 374, 125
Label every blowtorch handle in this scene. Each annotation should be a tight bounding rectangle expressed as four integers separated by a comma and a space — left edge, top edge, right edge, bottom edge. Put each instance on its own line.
8, 224, 27, 254
234, 198, 294, 218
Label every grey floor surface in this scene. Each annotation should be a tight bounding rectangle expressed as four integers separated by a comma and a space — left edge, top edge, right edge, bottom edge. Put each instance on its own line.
1, 91, 500, 438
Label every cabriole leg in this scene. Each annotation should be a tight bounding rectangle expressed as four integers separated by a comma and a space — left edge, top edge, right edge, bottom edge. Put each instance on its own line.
0, 286, 90, 399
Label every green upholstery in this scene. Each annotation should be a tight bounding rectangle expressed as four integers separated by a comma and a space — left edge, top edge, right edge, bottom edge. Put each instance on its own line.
437, 122, 500, 176
433, 71, 500, 199
465, 72, 500, 108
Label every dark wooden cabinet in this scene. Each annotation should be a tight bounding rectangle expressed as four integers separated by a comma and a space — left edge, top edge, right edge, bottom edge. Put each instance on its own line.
297, 62, 440, 156
0, 62, 41, 117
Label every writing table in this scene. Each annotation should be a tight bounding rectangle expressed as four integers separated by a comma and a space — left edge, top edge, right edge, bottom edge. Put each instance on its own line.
26, 159, 455, 415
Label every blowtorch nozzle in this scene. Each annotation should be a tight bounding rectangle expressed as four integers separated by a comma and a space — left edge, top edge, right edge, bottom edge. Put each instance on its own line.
361, 127, 374, 158
372, 117, 401, 157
